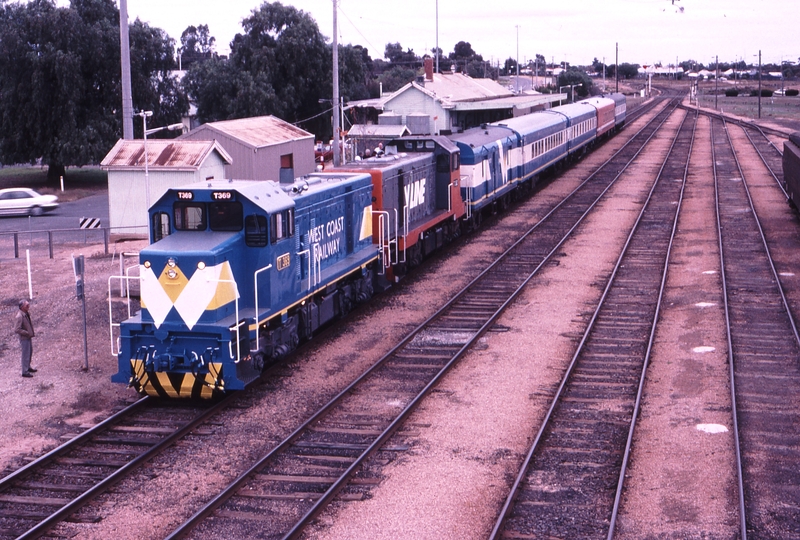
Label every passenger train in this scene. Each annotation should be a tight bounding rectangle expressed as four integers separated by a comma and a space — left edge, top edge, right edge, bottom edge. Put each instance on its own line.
111, 94, 627, 398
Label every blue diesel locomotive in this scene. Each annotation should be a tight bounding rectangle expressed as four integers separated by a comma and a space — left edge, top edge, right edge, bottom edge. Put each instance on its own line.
112, 173, 379, 398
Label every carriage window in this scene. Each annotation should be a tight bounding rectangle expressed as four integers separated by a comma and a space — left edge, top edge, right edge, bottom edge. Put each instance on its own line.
209, 202, 243, 231
152, 212, 170, 242
270, 208, 295, 243
174, 203, 206, 230
452, 153, 460, 171
245, 215, 268, 247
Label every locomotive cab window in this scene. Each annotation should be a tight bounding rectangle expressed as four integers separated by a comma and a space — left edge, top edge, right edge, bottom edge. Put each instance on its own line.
245, 215, 268, 247
174, 203, 206, 231
209, 202, 243, 231
270, 208, 295, 243
152, 212, 170, 242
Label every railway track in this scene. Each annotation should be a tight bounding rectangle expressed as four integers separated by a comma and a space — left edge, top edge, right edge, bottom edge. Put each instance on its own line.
679, 104, 787, 198
165, 100, 682, 540
490, 106, 698, 539
739, 123, 787, 198
0, 395, 234, 539
711, 116, 800, 539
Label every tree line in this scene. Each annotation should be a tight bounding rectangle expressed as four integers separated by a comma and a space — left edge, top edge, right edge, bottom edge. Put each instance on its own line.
6, 0, 791, 180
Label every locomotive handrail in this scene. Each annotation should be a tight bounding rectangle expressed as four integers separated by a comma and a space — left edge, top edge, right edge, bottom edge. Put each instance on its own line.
372, 210, 390, 273
460, 174, 472, 218
205, 277, 242, 364
398, 206, 406, 265
297, 248, 311, 290
252, 263, 273, 354
107, 272, 142, 357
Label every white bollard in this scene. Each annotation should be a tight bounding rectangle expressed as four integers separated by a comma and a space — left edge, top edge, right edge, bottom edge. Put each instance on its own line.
26, 249, 33, 299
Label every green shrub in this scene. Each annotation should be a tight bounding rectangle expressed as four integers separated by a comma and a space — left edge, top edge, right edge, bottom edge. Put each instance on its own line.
725, 88, 739, 97
761, 89, 773, 97
786, 89, 799, 97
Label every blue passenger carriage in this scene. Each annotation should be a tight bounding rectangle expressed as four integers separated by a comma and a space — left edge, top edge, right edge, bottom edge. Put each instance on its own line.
494, 111, 569, 184
547, 102, 598, 156
112, 173, 378, 398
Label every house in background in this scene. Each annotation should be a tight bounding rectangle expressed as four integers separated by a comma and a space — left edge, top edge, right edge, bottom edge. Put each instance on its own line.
101, 139, 232, 234
179, 115, 315, 183
348, 58, 566, 137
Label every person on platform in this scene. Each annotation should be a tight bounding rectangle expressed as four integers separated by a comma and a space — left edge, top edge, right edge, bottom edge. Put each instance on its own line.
14, 299, 37, 378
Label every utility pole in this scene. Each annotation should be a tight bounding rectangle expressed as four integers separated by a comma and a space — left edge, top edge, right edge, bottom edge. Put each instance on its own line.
119, 0, 133, 139
715, 55, 718, 110
332, 0, 341, 166
758, 49, 762, 119
435, 0, 439, 75
515, 26, 520, 93
615, 42, 619, 93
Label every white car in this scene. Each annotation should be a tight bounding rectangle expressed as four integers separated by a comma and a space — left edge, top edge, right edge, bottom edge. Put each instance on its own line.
0, 188, 59, 216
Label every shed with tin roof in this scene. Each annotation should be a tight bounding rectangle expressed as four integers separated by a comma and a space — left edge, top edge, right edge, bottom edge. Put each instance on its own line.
178, 115, 315, 183
101, 138, 232, 234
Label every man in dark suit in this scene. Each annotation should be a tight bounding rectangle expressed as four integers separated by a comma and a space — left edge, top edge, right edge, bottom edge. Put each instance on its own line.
13, 299, 37, 377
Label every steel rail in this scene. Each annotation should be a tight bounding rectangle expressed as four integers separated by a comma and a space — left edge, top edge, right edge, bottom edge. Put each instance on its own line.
721, 117, 800, 355
166, 98, 681, 540
0, 397, 149, 489
738, 122, 788, 199
716, 115, 800, 538
8, 393, 236, 540
607, 107, 698, 538
489, 100, 688, 539
710, 117, 748, 540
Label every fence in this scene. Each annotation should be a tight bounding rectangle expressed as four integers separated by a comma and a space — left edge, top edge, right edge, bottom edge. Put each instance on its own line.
1, 227, 112, 259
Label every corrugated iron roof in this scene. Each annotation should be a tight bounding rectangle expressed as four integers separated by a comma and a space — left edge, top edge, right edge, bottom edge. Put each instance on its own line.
424, 72, 512, 102
347, 125, 411, 138
100, 139, 232, 170
188, 115, 313, 148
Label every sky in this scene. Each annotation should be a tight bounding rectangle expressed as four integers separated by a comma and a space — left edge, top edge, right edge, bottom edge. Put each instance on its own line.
97, 1, 800, 67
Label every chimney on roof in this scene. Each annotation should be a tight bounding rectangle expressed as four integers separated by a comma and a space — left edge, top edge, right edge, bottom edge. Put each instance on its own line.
424, 57, 434, 82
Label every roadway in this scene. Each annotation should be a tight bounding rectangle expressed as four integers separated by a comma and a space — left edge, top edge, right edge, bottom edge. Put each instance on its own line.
0, 192, 111, 256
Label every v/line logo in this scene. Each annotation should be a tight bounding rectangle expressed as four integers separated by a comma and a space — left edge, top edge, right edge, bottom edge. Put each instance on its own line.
404, 178, 426, 210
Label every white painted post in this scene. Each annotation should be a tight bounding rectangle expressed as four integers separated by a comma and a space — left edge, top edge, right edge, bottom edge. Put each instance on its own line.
26, 249, 33, 299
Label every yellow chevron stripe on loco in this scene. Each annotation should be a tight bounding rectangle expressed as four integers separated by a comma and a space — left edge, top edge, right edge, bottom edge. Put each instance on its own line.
360, 205, 373, 241
157, 264, 190, 303
206, 261, 239, 310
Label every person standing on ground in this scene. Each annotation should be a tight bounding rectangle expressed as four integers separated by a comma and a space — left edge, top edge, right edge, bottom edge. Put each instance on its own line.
14, 299, 37, 377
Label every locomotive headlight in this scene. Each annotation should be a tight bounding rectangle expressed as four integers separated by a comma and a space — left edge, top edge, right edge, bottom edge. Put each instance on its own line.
197, 261, 206, 270
167, 258, 177, 268
167, 269, 178, 279
143, 261, 151, 269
